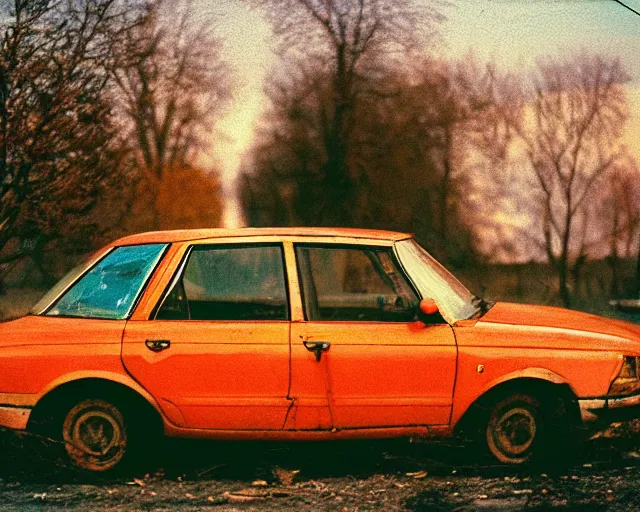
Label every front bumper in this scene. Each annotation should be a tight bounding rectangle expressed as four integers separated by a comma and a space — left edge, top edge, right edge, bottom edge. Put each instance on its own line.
579, 392, 640, 424
0, 405, 31, 430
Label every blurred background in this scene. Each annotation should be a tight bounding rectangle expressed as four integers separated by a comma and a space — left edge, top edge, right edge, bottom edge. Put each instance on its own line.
0, 0, 638, 321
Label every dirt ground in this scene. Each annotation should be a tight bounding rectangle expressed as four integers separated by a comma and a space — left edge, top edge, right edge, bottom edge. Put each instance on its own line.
2, 423, 640, 512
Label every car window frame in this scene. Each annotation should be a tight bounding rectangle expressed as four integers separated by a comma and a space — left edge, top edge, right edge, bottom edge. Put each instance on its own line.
40, 243, 171, 321
151, 242, 292, 322
293, 242, 422, 324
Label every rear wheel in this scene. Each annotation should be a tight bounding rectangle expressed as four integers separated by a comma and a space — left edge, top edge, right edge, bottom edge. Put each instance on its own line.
62, 399, 128, 472
485, 394, 542, 464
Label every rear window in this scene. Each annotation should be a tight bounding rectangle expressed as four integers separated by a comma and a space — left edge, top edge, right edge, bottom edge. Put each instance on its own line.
45, 244, 167, 319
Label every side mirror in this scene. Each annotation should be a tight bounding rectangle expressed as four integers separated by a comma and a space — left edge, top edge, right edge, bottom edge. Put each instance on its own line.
419, 298, 439, 316
417, 298, 443, 324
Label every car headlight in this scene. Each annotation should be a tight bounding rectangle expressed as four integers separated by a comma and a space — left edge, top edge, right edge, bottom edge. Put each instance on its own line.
609, 356, 640, 395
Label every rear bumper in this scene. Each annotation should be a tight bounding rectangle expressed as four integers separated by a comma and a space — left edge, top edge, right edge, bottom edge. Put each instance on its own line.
0, 406, 31, 430
579, 392, 640, 424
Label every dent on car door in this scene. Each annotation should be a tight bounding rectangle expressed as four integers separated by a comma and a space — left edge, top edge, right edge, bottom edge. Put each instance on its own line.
288, 243, 457, 431
122, 243, 292, 430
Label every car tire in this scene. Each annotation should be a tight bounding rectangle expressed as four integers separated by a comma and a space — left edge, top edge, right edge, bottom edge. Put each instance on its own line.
62, 398, 129, 473
485, 393, 543, 464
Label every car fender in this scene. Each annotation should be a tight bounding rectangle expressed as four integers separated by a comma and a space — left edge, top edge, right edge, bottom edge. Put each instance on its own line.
37, 370, 165, 418
486, 367, 569, 390
451, 367, 575, 428
470, 367, 573, 407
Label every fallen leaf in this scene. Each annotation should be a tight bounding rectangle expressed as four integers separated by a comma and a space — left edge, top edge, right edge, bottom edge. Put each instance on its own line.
252, 480, 269, 487
273, 468, 301, 486
126, 478, 145, 487
185, 493, 195, 499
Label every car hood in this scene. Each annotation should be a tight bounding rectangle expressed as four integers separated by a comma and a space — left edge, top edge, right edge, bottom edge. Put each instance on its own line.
479, 302, 640, 342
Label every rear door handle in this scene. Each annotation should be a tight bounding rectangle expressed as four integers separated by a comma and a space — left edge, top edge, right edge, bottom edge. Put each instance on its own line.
145, 339, 171, 352
303, 341, 331, 362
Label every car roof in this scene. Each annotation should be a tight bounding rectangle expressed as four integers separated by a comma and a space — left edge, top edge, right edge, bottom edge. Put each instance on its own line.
110, 227, 413, 246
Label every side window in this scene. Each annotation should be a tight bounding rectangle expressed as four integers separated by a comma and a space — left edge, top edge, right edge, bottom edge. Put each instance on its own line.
156, 244, 289, 321
47, 244, 168, 320
296, 245, 419, 322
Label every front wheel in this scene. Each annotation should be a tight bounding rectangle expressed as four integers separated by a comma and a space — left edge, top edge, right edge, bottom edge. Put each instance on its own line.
62, 398, 128, 472
485, 394, 542, 464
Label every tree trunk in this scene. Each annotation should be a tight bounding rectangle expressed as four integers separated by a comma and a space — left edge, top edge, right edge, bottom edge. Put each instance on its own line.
609, 208, 620, 298
439, 124, 453, 258
322, 42, 354, 226
558, 257, 572, 308
559, 206, 573, 308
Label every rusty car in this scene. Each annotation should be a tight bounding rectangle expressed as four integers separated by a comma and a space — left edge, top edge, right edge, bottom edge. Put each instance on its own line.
1, 228, 639, 472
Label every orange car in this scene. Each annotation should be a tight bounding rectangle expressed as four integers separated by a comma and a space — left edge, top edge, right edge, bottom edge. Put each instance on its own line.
1, 228, 640, 472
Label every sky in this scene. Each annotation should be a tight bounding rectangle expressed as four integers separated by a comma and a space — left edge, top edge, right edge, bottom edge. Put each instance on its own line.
204, 0, 640, 228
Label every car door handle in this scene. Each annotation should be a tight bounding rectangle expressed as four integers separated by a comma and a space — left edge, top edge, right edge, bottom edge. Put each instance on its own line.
145, 339, 171, 352
303, 341, 331, 362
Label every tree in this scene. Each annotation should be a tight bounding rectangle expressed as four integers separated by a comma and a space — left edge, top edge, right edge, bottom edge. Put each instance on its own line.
0, 0, 143, 280
373, 55, 511, 263
509, 53, 629, 307
241, 54, 507, 265
246, 0, 444, 226
112, 0, 232, 229
126, 165, 224, 232
599, 157, 640, 298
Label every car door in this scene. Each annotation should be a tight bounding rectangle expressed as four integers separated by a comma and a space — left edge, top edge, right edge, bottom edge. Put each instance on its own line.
288, 243, 457, 430
122, 242, 292, 430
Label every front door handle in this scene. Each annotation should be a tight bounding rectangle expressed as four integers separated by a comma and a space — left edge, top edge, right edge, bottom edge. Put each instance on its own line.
303, 341, 331, 362
145, 339, 171, 352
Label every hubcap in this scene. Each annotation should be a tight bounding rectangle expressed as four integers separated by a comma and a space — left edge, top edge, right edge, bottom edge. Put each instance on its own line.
63, 403, 127, 471
72, 411, 121, 456
494, 407, 536, 456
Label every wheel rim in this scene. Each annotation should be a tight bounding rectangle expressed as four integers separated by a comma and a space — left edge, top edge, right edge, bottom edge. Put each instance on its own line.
72, 411, 121, 456
63, 402, 127, 471
491, 407, 537, 458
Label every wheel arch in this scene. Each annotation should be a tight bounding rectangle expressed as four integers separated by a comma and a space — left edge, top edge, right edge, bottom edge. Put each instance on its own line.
27, 374, 166, 437
454, 372, 581, 436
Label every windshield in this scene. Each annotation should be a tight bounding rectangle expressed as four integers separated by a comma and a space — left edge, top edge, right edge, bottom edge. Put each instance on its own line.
39, 244, 168, 320
30, 250, 110, 316
395, 239, 478, 324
